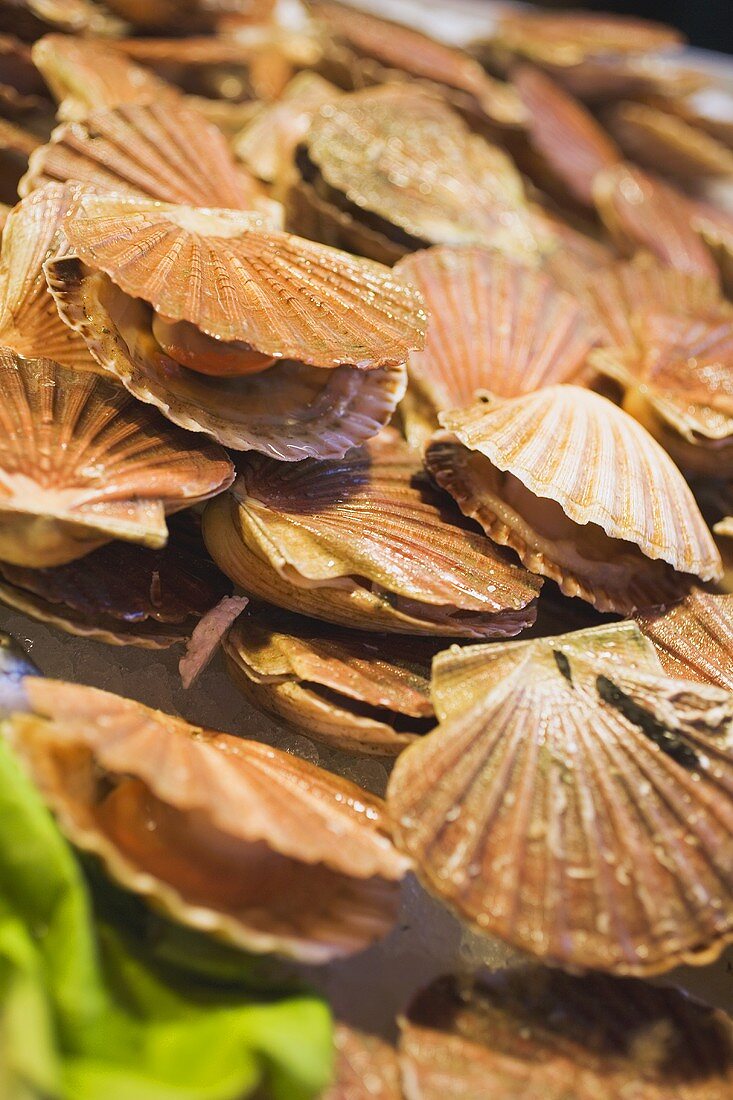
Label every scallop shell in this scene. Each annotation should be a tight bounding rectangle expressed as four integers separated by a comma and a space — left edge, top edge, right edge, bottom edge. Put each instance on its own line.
636, 589, 733, 690
324, 1024, 401, 1100
0, 348, 233, 566
224, 607, 437, 756
492, 10, 684, 68
388, 620, 733, 975
514, 65, 620, 207
399, 971, 733, 1099
302, 85, 542, 261
0, 184, 98, 372
607, 101, 733, 183
45, 256, 406, 458
658, 88, 733, 151
203, 429, 541, 637
426, 385, 721, 613
8, 676, 409, 963
393, 246, 593, 444
593, 163, 719, 280
55, 190, 425, 368
311, 0, 525, 129
0, 512, 232, 648
31, 34, 175, 122
233, 72, 340, 184
21, 100, 271, 216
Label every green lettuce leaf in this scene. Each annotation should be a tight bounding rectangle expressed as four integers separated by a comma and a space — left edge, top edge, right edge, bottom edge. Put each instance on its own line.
0, 736, 332, 1100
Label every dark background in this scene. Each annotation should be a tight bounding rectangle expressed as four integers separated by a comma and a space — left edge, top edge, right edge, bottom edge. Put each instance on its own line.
557, 1, 733, 54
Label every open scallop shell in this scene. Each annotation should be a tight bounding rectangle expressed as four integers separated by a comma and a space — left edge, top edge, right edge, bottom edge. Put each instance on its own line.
54, 190, 425, 368
44, 254, 407, 459
300, 85, 543, 261
607, 100, 733, 183
399, 971, 733, 1098
233, 72, 340, 185
224, 606, 437, 756
325, 1024, 400, 1100
426, 385, 721, 613
636, 589, 733, 690
593, 163, 719, 280
310, 0, 525, 130
0, 512, 232, 648
393, 246, 593, 445
20, 100, 271, 216
0, 183, 98, 372
203, 429, 541, 637
513, 65, 621, 207
0, 348, 233, 567
7, 676, 409, 962
388, 620, 733, 975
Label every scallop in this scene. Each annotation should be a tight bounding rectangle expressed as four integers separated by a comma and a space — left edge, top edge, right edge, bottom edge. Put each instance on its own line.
203, 429, 541, 637
224, 606, 438, 755
388, 620, 733, 975
636, 589, 733, 690
7, 676, 409, 963
426, 384, 721, 613
0, 347, 233, 566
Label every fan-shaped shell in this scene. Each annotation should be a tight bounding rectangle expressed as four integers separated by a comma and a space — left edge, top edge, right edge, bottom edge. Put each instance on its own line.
233, 72, 339, 184
514, 65, 620, 207
302, 85, 542, 260
56, 191, 426, 369
224, 607, 436, 756
393, 246, 593, 444
399, 971, 733, 1099
636, 590, 733, 690
0, 183, 98, 372
593, 163, 719, 280
8, 677, 409, 962
0, 348, 233, 566
426, 385, 720, 613
493, 10, 683, 68
203, 430, 541, 637
311, 0, 525, 128
324, 1024, 400, 1100
388, 621, 733, 975
607, 101, 733, 183
0, 512, 231, 648
31, 34, 175, 122
45, 256, 407, 459
20, 100, 272, 217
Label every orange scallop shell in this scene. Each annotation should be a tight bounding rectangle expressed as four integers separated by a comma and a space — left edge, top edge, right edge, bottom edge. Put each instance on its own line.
636, 589, 733, 690
8, 676, 409, 962
389, 621, 733, 975
607, 100, 733, 183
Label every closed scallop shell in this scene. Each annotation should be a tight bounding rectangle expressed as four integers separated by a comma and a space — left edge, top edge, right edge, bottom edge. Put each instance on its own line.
224, 607, 436, 755
492, 10, 683, 68
388, 620, 733, 975
636, 589, 733, 690
203, 429, 541, 637
593, 163, 719, 280
607, 101, 733, 183
0, 183, 98, 372
0, 512, 232, 648
438, 385, 720, 580
56, 190, 426, 368
303, 86, 542, 260
31, 34, 176, 122
8, 676, 408, 962
514, 65, 621, 206
0, 348, 233, 566
324, 1024, 401, 1100
393, 246, 593, 443
399, 971, 733, 1099
21, 100, 271, 216
45, 254, 408, 459
234, 72, 340, 184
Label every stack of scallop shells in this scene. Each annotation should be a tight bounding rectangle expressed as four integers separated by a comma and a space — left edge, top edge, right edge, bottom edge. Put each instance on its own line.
2, 0, 733, 1093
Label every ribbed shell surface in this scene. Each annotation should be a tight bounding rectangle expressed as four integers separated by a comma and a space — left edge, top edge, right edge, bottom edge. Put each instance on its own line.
637, 590, 733, 690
